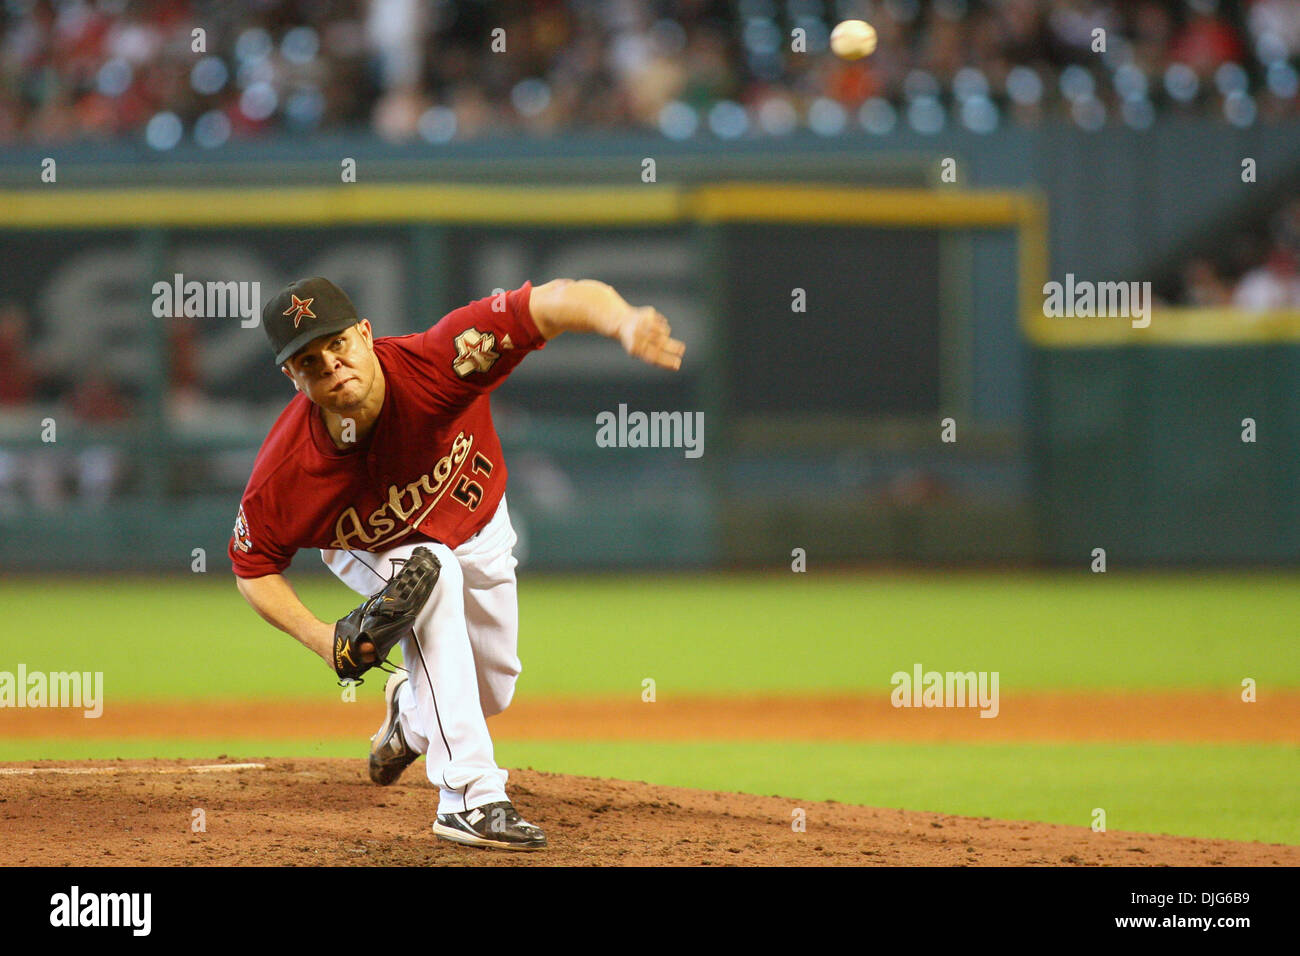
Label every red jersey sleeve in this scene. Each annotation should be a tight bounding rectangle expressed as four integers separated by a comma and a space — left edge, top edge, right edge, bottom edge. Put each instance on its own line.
228, 491, 295, 578
412, 282, 547, 403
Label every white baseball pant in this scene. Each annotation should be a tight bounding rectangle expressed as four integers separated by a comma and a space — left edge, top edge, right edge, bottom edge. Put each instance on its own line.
320, 496, 521, 814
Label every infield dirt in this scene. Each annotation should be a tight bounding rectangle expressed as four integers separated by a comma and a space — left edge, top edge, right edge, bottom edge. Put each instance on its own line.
5, 690, 1297, 741
1, 759, 1296, 866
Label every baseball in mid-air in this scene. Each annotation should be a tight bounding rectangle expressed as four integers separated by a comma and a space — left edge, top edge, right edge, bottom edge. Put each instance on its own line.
830, 19, 878, 60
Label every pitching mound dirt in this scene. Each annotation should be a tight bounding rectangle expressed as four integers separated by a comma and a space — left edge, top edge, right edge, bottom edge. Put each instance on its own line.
1, 759, 1294, 866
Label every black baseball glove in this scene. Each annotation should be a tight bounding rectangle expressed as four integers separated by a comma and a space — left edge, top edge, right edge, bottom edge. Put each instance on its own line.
332, 546, 441, 683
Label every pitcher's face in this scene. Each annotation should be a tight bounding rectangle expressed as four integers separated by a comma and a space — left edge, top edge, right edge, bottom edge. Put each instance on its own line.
280, 320, 378, 413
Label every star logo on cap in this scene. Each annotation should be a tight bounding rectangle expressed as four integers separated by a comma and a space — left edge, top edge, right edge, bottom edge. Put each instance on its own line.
283, 295, 316, 328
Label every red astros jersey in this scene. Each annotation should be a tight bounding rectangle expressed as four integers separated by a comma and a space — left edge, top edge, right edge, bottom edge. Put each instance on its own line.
229, 282, 545, 578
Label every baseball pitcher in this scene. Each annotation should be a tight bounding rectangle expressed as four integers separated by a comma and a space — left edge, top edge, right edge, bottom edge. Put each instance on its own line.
230, 277, 684, 850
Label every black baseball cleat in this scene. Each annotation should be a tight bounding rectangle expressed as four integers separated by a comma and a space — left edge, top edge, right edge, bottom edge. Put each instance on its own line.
369, 673, 420, 785
433, 801, 548, 851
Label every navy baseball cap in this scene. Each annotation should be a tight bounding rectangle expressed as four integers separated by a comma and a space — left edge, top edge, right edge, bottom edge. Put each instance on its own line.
263, 277, 360, 365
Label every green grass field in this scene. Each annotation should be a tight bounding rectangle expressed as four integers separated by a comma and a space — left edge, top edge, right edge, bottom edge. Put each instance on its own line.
2, 572, 1297, 843
6, 571, 1300, 697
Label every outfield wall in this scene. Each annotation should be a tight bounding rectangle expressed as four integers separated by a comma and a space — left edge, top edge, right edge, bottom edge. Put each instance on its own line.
1034, 343, 1300, 564
0, 182, 1033, 570
3, 121, 1300, 569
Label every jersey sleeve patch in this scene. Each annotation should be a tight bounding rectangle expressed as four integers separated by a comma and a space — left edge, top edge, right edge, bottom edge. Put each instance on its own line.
452, 327, 500, 377
232, 505, 253, 553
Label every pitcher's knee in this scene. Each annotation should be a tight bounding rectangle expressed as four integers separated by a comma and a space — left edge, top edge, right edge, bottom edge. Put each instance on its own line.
479, 674, 518, 717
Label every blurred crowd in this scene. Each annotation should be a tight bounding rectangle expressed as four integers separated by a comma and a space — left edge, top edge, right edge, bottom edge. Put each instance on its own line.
1179, 197, 1300, 308
2, 0, 1299, 147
